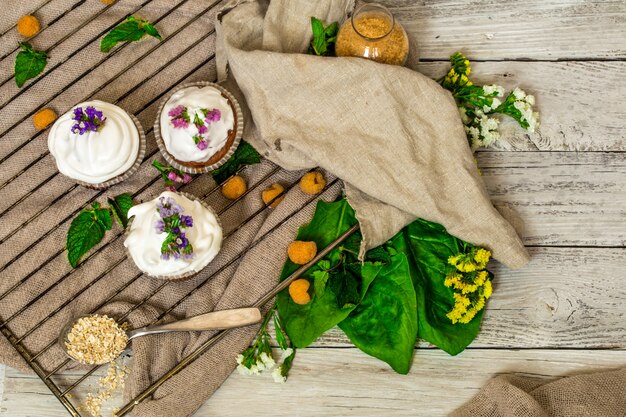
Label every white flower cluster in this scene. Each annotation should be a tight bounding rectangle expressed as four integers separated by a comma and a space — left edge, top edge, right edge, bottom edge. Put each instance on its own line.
460, 107, 501, 151
236, 347, 293, 383
512, 87, 539, 133
481, 84, 504, 113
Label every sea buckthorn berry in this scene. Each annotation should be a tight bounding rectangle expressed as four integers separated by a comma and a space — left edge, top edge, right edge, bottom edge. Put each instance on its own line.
32, 108, 57, 130
221, 175, 247, 200
289, 279, 311, 305
100, 0, 117, 4
287, 241, 317, 265
300, 171, 325, 195
262, 183, 285, 208
17, 15, 40, 38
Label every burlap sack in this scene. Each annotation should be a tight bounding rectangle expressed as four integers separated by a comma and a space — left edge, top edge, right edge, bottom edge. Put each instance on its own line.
449, 368, 626, 417
215, 0, 530, 269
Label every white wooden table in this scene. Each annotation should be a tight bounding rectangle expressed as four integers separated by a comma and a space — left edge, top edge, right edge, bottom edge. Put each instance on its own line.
1, 1, 625, 416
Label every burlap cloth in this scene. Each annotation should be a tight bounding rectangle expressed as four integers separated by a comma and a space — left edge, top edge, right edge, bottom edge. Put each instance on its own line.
8, 0, 613, 416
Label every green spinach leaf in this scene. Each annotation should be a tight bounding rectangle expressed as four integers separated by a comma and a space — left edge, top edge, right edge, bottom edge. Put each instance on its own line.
211, 140, 262, 184
66, 203, 112, 268
100, 16, 162, 53
401, 219, 484, 355
339, 253, 418, 374
14, 42, 48, 88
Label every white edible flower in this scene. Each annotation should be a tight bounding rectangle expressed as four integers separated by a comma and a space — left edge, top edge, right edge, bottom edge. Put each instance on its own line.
483, 97, 501, 113
272, 366, 286, 384
465, 126, 480, 141
236, 354, 244, 365
256, 360, 266, 372
512, 87, 526, 100
249, 364, 260, 375
260, 352, 276, 369
525, 94, 535, 106
237, 364, 250, 375
281, 348, 294, 359
482, 84, 504, 97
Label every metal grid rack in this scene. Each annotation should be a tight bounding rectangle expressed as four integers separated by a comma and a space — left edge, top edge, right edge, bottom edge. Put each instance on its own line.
0, 159, 359, 416
0, 1, 363, 414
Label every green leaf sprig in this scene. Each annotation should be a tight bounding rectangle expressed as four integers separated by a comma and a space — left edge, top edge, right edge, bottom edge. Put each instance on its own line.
210, 140, 261, 184
307, 17, 338, 56
66, 193, 134, 267
100, 16, 162, 53
14, 42, 48, 88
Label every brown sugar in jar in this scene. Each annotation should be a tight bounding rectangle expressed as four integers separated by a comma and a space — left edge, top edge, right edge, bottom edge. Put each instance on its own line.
336, 3, 409, 66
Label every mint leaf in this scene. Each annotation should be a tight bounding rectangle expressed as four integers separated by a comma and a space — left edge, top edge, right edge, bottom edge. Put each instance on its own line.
14, 42, 48, 88
108, 193, 134, 228
308, 17, 339, 56
100, 16, 162, 53
312, 269, 329, 297
211, 140, 261, 184
66, 203, 112, 268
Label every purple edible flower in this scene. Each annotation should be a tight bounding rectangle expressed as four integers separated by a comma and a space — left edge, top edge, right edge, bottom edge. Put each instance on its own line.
172, 118, 190, 129
167, 105, 185, 118
167, 171, 181, 182
167, 185, 176, 192
154, 219, 165, 234
71, 105, 106, 135
197, 140, 208, 151
176, 233, 189, 249
180, 215, 193, 227
197, 124, 208, 135
205, 108, 221, 124
182, 174, 192, 184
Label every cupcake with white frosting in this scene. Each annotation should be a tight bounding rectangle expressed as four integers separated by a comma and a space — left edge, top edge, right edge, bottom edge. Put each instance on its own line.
47, 100, 145, 189
124, 191, 222, 280
155, 82, 243, 174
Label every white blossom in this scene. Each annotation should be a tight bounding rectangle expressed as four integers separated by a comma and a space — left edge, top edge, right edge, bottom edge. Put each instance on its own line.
512, 87, 527, 100
482, 84, 504, 97
458, 106, 470, 124
281, 348, 294, 359
260, 352, 275, 369
482, 97, 501, 113
236, 354, 244, 365
272, 367, 286, 383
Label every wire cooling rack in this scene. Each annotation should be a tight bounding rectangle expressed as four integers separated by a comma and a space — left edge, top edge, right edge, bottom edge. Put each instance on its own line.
0, 1, 362, 414
0, 158, 358, 416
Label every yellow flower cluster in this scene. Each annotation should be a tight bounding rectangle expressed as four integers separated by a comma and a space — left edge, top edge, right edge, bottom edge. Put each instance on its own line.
443, 52, 473, 87
444, 248, 493, 324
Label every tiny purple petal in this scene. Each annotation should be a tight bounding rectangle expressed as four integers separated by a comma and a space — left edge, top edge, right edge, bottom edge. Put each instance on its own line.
182, 174, 192, 184
167, 171, 178, 181
154, 219, 165, 234
168, 105, 185, 118
171, 118, 189, 129
205, 108, 221, 124
73, 107, 84, 121
167, 185, 176, 192
197, 140, 208, 151
180, 215, 193, 227
197, 124, 208, 135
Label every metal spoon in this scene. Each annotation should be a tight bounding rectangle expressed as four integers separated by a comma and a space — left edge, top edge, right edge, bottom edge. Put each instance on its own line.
60, 307, 262, 364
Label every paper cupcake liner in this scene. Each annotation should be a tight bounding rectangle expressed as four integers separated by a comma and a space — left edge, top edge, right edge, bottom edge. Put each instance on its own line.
124, 191, 223, 282
154, 81, 244, 175
77, 114, 147, 190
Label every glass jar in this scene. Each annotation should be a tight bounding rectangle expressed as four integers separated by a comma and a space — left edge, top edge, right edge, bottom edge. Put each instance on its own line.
335, 2, 409, 66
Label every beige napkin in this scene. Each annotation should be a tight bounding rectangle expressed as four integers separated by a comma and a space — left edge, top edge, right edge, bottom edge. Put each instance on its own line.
449, 367, 626, 417
215, 0, 529, 269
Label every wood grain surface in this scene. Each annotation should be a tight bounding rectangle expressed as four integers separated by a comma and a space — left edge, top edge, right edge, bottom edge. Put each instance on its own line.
1, 0, 625, 416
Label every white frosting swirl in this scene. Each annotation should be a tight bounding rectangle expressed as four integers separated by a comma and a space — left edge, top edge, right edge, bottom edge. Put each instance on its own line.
124, 191, 222, 277
48, 100, 140, 184
160, 86, 234, 163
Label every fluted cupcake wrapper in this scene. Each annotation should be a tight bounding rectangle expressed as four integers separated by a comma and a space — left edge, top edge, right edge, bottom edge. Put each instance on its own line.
75, 113, 147, 190
154, 81, 244, 174
124, 191, 223, 282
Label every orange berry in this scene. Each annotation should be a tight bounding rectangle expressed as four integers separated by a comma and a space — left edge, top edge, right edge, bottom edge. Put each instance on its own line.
287, 241, 317, 265
300, 171, 325, 195
289, 279, 311, 305
261, 183, 285, 208
221, 175, 247, 200
32, 108, 57, 130
100, 0, 117, 4
17, 15, 40, 38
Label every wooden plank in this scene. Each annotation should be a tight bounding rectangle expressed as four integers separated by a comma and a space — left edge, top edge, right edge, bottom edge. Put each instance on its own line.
312, 247, 626, 348
2, 349, 626, 417
389, 0, 626, 60
415, 61, 626, 151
